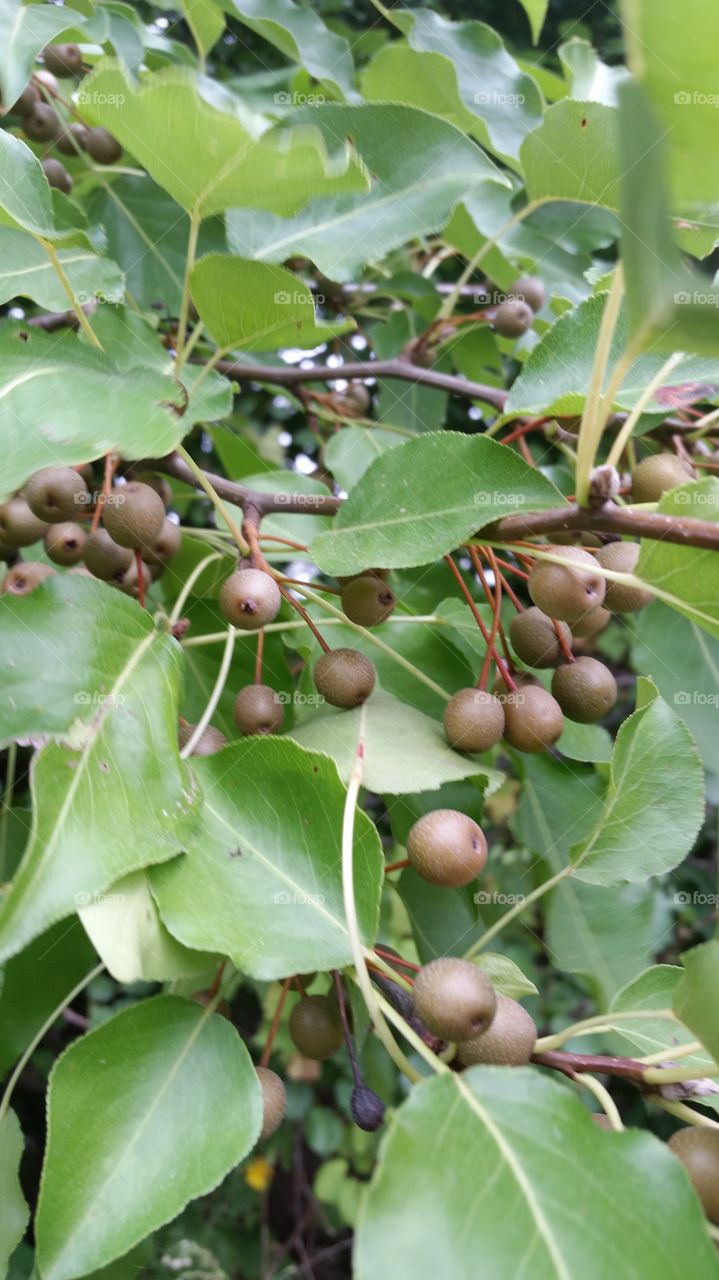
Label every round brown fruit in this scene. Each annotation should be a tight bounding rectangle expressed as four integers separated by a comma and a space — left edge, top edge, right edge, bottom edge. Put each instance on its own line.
177, 722, 227, 755
413, 958, 497, 1042
527, 546, 606, 626
551, 656, 617, 723
313, 647, 375, 708
0, 497, 48, 547
289, 995, 344, 1060
44, 522, 85, 566
42, 43, 83, 76
25, 466, 89, 523
42, 157, 72, 194
22, 102, 59, 142
595, 542, 654, 613
457, 994, 537, 1067
668, 1127, 719, 1223
1, 562, 54, 596
234, 684, 284, 735
142, 518, 181, 565
443, 688, 505, 753
340, 574, 396, 626
82, 528, 133, 580
56, 122, 89, 156
257, 1067, 287, 1140
509, 607, 571, 669
10, 83, 39, 116
493, 298, 534, 338
219, 567, 281, 630
84, 126, 122, 164
102, 481, 166, 550
631, 453, 695, 503
571, 606, 611, 642
502, 684, 564, 753
406, 809, 487, 888
512, 275, 546, 313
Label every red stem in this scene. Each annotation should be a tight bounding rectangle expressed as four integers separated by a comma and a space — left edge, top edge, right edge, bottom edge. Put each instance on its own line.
260, 977, 292, 1068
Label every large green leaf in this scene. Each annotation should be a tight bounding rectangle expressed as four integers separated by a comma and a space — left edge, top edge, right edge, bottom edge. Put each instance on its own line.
35, 996, 262, 1280
182, 0, 224, 58
632, 602, 719, 774
0, 227, 124, 311
0, 1110, 29, 1275
363, 12, 542, 164
521, 99, 619, 207
79, 62, 369, 217
506, 294, 719, 417
288, 688, 502, 795
311, 432, 562, 575
86, 176, 226, 312
230, 0, 354, 97
0, 324, 191, 494
151, 736, 383, 979
0, 0, 82, 110
355, 1068, 719, 1280
0, 129, 64, 239
673, 941, 719, 1065
0, 918, 95, 1077
607, 966, 715, 1069
570, 682, 704, 886
637, 482, 719, 638
0, 577, 201, 963
190, 255, 352, 350
226, 103, 509, 280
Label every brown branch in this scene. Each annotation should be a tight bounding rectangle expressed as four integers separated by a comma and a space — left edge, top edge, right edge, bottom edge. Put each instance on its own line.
152, 451, 342, 517
484, 501, 719, 552
533, 1049, 719, 1099
210, 355, 508, 410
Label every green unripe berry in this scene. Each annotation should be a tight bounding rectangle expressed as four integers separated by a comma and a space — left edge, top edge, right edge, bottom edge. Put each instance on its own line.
340, 575, 396, 626
414, 958, 497, 1042
551, 656, 617, 723
406, 809, 487, 888
44, 522, 86, 566
443, 688, 505, 753
289, 995, 344, 1060
457, 994, 537, 1067
25, 467, 89, 523
510, 607, 571, 668
528, 546, 606, 626
595, 542, 654, 612
631, 453, 695, 503
257, 1067, 287, 1140
219, 567, 281, 630
103, 482, 166, 550
313, 647, 376, 708
234, 684, 284, 735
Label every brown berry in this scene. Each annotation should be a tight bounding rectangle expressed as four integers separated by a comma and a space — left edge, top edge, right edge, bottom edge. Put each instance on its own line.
406, 809, 487, 888
551, 656, 617, 723
528, 546, 606, 626
443, 688, 505, 753
501, 684, 564, 753
595, 542, 654, 613
457, 994, 537, 1067
414, 958, 497, 1042
219, 567, 281, 630
510, 607, 571, 668
313, 648, 375, 708
234, 684, 284, 735
43, 522, 86, 566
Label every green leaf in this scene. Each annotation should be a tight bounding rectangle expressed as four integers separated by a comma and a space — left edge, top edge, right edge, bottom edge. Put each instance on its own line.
0, 0, 81, 114
151, 736, 383, 979
637, 481, 719, 638
324, 426, 402, 491
288, 688, 502, 795
226, 103, 509, 280
182, 0, 224, 58
82, 2, 147, 72
506, 294, 719, 417
86, 176, 226, 312
608, 965, 715, 1068
632, 602, 719, 774
560, 38, 629, 105
397, 867, 486, 961
0, 323, 190, 492
522, 100, 619, 207
0, 227, 124, 311
79, 62, 369, 217
0, 1110, 29, 1276
190, 255, 352, 350
0, 577, 201, 963
674, 941, 719, 1065
363, 13, 542, 163
518, 0, 548, 43
0, 919, 95, 1077
355, 1067, 719, 1280
311, 433, 562, 575
571, 681, 704, 886
474, 952, 538, 999
35, 996, 262, 1280
230, 0, 355, 97
78, 871, 215, 983
0, 129, 62, 238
